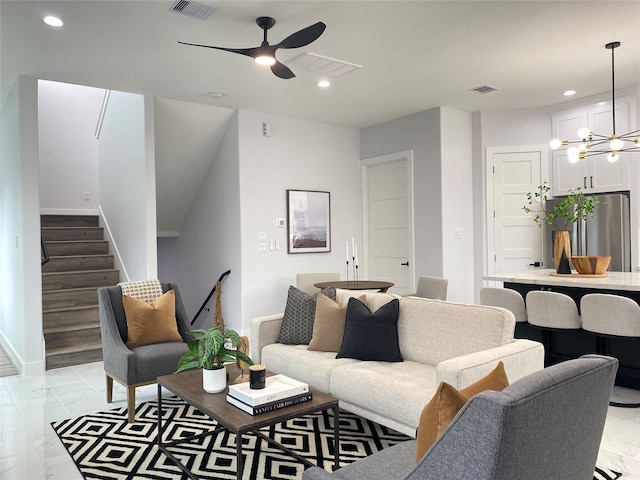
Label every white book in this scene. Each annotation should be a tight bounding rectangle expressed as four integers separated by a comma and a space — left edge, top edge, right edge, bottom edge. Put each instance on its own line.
226, 392, 313, 415
227, 374, 309, 406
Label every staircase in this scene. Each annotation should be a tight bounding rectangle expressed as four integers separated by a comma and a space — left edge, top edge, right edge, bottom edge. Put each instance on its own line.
41, 214, 119, 370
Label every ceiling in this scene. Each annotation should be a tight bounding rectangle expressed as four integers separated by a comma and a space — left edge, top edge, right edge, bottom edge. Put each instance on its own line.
3, 1, 640, 129
3, 1, 639, 234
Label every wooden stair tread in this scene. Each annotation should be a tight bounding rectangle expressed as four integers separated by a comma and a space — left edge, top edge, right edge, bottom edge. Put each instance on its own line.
44, 322, 100, 335
43, 304, 98, 314
43, 286, 99, 294
46, 341, 103, 356
42, 268, 118, 276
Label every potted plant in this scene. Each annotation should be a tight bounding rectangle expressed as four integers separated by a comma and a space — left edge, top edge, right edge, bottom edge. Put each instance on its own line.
176, 325, 254, 393
523, 181, 598, 273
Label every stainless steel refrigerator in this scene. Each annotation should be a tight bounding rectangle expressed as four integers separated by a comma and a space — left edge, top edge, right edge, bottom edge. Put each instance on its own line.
544, 193, 631, 272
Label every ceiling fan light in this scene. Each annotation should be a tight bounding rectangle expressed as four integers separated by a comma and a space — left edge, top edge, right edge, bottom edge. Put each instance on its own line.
255, 55, 276, 66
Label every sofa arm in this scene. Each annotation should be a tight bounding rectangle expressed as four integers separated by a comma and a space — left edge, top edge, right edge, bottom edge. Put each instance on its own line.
436, 339, 544, 389
250, 314, 284, 364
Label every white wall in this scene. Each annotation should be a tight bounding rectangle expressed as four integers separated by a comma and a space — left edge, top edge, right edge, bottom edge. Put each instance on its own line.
161, 111, 242, 330
441, 107, 474, 303
237, 110, 361, 331
38, 80, 105, 214
0, 76, 44, 373
360, 108, 444, 281
98, 91, 157, 281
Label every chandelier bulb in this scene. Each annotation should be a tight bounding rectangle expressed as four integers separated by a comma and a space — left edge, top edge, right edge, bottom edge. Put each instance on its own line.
567, 146, 580, 163
578, 143, 588, 152
607, 152, 619, 163
549, 139, 563, 150
610, 138, 624, 151
577, 127, 591, 139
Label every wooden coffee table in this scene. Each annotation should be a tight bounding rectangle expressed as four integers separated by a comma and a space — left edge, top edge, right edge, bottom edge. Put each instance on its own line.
157, 366, 340, 480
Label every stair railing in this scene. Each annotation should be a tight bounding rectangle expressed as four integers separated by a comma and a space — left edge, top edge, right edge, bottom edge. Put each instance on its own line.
41, 235, 50, 266
191, 270, 231, 326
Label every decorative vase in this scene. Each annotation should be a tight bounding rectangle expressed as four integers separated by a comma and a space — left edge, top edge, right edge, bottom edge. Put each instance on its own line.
202, 367, 226, 393
553, 230, 571, 272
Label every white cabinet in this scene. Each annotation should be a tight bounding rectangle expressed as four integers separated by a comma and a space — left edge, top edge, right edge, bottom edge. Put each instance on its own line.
551, 97, 633, 196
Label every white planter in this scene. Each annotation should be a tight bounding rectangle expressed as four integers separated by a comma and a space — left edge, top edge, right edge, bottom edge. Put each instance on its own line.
202, 367, 226, 393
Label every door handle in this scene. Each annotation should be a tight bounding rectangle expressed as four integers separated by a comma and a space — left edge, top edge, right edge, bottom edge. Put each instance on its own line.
401, 261, 409, 266
529, 261, 542, 267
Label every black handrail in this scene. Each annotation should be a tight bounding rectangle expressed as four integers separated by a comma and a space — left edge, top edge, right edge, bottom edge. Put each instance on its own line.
191, 269, 231, 325
41, 236, 50, 266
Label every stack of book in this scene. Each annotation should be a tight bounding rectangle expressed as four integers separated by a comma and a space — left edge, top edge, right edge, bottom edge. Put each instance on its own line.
227, 374, 312, 415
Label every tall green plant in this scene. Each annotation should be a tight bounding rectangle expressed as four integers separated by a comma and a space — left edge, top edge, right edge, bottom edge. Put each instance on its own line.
523, 181, 598, 231
176, 326, 253, 372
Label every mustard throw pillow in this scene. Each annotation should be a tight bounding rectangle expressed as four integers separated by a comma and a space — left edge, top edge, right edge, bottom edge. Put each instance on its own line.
123, 289, 182, 348
308, 294, 366, 352
415, 361, 509, 461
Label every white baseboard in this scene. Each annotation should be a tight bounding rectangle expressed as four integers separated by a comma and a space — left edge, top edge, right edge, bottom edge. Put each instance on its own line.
0, 332, 45, 375
40, 208, 100, 216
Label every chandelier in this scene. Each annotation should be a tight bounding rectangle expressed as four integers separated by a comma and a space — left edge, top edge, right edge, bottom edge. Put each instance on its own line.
549, 42, 640, 163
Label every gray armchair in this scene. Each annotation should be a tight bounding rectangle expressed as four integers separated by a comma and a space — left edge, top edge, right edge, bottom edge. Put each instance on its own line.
97, 283, 191, 422
303, 354, 618, 480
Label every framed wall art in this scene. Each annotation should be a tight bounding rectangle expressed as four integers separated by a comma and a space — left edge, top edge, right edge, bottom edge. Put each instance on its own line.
287, 189, 331, 253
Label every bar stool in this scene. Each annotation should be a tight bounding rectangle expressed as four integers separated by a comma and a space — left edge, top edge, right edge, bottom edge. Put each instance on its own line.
526, 290, 581, 365
581, 293, 640, 408
480, 287, 528, 323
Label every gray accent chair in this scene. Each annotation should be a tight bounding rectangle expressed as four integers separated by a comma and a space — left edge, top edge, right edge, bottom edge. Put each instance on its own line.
303, 354, 618, 480
97, 283, 191, 422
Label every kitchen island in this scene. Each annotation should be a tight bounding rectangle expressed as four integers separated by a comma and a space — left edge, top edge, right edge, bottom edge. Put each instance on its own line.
484, 269, 640, 389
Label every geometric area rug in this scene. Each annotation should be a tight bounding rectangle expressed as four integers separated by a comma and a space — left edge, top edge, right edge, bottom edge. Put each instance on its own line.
50, 397, 408, 479
50, 397, 623, 480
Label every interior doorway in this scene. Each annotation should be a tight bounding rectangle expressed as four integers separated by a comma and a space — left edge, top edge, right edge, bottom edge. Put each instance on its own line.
486, 145, 548, 277
361, 151, 415, 295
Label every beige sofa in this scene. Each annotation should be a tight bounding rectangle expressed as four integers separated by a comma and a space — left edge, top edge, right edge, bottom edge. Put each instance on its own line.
251, 290, 544, 437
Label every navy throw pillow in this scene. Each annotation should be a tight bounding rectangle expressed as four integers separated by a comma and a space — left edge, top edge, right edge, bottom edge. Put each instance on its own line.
336, 297, 403, 362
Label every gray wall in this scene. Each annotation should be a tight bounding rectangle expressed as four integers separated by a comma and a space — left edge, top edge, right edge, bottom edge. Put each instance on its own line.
361, 108, 444, 282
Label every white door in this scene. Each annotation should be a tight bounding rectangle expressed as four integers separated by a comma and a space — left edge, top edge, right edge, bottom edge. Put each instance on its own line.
486, 146, 547, 275
362, 151, 415, 295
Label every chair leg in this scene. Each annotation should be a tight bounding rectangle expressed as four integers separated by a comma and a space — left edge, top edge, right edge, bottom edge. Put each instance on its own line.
106, 374, 113, 403
127, 385, 136, 423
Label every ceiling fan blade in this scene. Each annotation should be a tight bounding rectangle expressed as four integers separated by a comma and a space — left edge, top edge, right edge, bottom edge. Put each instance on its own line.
178, 41, 259, 58
271, 61, 296, 79
275, 22, 326, 49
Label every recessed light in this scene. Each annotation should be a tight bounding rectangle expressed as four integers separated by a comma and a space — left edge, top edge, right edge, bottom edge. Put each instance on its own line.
43, 16, 64, 27
563, 90, 576, 96
208, 92, 225, 99
317, 80, 331, 88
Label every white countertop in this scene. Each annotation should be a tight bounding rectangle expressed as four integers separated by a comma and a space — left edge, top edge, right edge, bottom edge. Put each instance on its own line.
484, 269, 640, 292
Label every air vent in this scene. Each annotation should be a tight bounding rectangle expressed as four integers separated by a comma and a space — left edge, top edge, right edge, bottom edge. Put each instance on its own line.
168, 0, 216, 20
471, 85, 499, 94
286, 52, 362, 77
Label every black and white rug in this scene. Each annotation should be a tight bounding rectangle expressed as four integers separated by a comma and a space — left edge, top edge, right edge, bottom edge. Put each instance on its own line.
51, 397, 407, 479
51, 397, 622, 480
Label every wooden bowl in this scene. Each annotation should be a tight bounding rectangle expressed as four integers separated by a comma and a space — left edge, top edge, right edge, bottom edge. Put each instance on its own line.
571, 256, 611, 275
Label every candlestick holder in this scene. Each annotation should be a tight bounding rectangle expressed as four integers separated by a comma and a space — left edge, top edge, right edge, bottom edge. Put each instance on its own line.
346, 260, 350, 283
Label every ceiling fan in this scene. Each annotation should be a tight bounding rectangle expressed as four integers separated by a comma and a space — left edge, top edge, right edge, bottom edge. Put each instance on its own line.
178, 16, 326, 79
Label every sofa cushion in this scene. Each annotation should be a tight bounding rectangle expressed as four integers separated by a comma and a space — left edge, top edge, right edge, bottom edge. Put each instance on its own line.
397, 297, 516, 366
308, 294, 365, 352
330, 360, 438, 431
277, 285, 336, 345
415, 361, 509, 460
261, 343, 358, 393
337, 298, 402, 362
123, 290, 182, 348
